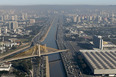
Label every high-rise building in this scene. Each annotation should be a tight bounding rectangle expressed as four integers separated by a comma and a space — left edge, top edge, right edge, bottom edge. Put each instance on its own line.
82, 16, 85, 20
0, 28, 1, 34
93, 35, 103, 50
93, 15, 97, 21
9, 21, 18, 30
22, 14, 25, 20
30, 19, 35, 24
22, 13, 28, 20
73, 15, 78, 23
25, 13, 28, 20
1, 16, 3, 22
98, 16, 102, 22
14, 15, 18, 21
11, 16, 15, 21
4, 27, 7, 34
77, 16, 81, 23
4, 15, 9, 21
89, 16, 93, 21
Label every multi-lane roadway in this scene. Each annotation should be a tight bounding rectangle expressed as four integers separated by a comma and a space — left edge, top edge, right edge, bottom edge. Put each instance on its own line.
31, 16, 56, 77
56, 16, 84, 77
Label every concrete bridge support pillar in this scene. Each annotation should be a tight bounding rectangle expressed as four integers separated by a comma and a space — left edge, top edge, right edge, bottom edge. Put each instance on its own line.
38, 44, 41, 56
44, 44, 47, 52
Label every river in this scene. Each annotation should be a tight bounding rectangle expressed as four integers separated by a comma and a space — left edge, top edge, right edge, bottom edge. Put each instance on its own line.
42, 17, 66, 77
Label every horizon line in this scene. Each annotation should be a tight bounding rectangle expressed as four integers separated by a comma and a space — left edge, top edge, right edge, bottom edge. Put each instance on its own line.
0, 4, 116, 6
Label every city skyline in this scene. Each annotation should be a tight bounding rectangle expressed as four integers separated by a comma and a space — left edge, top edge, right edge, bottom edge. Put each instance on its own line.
0, 0, 116, 5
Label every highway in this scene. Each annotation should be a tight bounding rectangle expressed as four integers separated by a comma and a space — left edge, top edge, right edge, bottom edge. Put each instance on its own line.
32, 16, 55, 45
31, 16, 56, 77
42, 15, 67, 77
0, 55, 38, 63
56, 15, 84, 77
0, 15, 53, 77
0, 45, 30, 60
55, 15, 101, 77
0, 14, 91, 77
0, 15, 70, 77
0, 15, 65, 77
0, 14, 94, 77
32, 15, 68, 77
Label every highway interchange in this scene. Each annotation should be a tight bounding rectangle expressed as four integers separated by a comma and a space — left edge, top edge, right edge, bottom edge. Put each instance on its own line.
32, 15, 90, 77
0, 15, 101, 77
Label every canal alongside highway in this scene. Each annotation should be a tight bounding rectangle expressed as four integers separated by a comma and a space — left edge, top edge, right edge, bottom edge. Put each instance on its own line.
42, 16, 66, 77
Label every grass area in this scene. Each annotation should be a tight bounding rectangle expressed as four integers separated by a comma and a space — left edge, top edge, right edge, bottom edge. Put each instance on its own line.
40, 45, 47, 52
9, 45, 38, 59
19, 39, 29, 43
13, 47, 33, 58
0, 43, 30, 57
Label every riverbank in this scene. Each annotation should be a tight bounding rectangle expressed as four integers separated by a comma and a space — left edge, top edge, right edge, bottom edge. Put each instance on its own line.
46, 56, 50, 77
31, 18, 56, 77
40, 18, 55, 42
55, 25, 68, 77
41, 16, 67, 77
40, 18, 55, 77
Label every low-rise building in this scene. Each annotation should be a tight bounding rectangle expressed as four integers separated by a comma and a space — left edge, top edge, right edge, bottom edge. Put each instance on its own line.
80, 50, 116, 76
0, 62, 12, 71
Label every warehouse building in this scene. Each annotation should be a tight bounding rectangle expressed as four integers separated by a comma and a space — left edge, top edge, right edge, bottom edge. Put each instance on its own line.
80, 50, 116, 76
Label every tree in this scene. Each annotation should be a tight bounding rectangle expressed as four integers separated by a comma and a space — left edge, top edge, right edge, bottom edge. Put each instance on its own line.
11, 45, 16, 50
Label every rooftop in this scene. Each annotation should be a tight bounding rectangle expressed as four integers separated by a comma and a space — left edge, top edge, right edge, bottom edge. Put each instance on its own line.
80, 50, 116, 74
0, 62, 12, 71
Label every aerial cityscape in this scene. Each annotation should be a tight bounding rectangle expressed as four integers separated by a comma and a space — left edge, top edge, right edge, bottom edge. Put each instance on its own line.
0, 1, 116, 77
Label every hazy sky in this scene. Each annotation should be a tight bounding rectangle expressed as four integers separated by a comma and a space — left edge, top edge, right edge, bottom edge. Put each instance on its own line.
0, 0, 116, 5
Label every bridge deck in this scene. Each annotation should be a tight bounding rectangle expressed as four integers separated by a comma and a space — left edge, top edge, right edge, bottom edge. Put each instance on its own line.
0, 44, 68, 63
